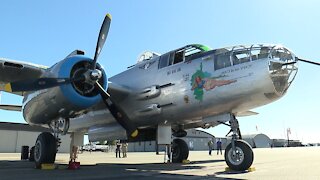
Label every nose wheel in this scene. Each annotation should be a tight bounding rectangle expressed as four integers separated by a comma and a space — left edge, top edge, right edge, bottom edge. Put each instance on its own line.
225, 140, 253, 171
222, 115, 254, 171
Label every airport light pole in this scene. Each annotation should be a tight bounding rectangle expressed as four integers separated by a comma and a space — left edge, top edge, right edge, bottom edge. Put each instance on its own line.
287, 128, 291, 147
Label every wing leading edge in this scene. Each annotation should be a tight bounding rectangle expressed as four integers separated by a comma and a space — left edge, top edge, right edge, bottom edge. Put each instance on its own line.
0, 58, 48, 95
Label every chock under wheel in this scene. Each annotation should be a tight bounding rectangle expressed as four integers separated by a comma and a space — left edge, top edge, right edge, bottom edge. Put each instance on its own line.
68, 161, 80, 170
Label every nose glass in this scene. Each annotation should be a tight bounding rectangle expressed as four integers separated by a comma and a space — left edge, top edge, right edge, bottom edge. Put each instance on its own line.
268, 46, 298, 94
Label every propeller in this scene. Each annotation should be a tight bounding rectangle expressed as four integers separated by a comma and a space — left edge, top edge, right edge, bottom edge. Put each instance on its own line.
4, 13, 139, 138
4, 76, 85, 92
279, 57, 320, 67
91, 14, 112, 70
94, 83, 138, 138
296, 57, 320, 66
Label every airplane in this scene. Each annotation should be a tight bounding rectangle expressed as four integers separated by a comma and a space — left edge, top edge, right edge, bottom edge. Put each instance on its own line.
0, 13, 319, 171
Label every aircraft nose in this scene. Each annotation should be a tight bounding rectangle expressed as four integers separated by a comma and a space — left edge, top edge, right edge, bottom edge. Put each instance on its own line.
268, 46, 298, 95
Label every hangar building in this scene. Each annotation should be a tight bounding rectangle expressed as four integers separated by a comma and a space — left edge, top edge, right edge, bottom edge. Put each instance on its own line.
241, 133, 271, 148
0, 122, 71, 153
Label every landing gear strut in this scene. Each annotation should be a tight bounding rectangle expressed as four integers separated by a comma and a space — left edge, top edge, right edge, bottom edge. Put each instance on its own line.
224, 116, 254, 171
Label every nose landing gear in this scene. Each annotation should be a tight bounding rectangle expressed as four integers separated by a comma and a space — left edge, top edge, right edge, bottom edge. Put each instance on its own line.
225, 139, 253, 171
221, 115, 254, 171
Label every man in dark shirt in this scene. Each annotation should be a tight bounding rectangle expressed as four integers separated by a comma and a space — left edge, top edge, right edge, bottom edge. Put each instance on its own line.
217, 139, 222, 155
116, 141, 121, 158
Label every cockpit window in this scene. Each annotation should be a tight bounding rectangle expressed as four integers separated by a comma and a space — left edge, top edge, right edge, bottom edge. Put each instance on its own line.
173, 49, 184, 64
158, 44, 211, 69
214, 51, 232, 70
270, 47, 294, 62
158, 53, 170, 69
232, 50, 250, 65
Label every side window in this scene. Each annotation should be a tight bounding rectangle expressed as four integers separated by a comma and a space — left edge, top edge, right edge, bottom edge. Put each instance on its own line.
258, 47, 270, 59
251, 48, 260, 61
232, 51, 250, 65
214, 52, 231, 70
159, 50, 184, 68
158, 53, 170, 69
173, 50, 184, 64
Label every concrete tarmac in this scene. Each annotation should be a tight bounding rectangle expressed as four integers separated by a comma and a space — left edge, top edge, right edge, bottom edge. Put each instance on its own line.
0, 147, 319, 180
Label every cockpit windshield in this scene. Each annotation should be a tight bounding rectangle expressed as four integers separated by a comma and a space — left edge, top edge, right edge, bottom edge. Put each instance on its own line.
213, 44, 296, 70
212, 44, 297, 95
158, 44, 212, 69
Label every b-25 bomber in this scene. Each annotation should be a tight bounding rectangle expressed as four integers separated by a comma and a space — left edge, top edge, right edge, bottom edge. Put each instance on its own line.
0, 14, 319, 171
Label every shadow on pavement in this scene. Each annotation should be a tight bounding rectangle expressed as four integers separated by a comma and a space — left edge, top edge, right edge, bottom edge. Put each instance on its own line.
0, 159, 245, 180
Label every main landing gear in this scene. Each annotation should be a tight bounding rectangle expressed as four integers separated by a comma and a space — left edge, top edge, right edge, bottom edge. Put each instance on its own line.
34, 132, 57, 168
223, 116, 254, 171
171, 127, 189, 163
171, 138, 189, 163
33, 119, 70, 168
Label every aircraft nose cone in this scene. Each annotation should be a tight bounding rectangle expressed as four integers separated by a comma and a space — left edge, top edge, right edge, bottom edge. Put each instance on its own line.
268, 46, 298, 95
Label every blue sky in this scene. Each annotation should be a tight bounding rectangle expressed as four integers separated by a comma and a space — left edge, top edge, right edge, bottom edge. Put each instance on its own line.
0, 1, 319, 143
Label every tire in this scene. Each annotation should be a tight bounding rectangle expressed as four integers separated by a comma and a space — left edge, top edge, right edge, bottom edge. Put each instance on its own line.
224, 140, 254, 171
21, 146, 29, 160
29, 146, 35, 162
34, 132, 57, 168
172, 139, 189, 163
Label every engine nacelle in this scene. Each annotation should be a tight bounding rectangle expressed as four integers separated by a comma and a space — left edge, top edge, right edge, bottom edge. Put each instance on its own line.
88, 124, 128, 142
23, 55, 107, 125
88, 124, 157, 142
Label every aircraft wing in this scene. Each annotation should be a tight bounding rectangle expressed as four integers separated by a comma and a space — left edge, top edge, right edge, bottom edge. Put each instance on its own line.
0, 58, 48, 95
235, 111, 259, 117
0, 104, 22, 111
107, 82, 133, 102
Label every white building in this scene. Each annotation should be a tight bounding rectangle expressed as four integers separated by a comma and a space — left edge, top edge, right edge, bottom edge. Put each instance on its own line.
0, 122, 71, 153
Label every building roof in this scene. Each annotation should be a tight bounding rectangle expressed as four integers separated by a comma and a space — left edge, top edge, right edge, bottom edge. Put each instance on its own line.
0, 122, 50, 132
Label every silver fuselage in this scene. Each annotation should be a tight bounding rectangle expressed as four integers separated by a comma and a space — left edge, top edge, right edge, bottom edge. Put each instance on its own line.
22, 44, 298, 141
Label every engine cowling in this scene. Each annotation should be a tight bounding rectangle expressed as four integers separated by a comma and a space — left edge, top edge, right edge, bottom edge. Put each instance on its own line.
23, 55, 107, 125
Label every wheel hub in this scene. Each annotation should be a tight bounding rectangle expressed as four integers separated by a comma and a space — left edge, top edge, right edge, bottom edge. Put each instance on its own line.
228, 147, 244, 165
34, 141, 41, 162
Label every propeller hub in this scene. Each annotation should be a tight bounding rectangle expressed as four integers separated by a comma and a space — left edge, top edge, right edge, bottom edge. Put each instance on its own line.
90, 69, 102, 81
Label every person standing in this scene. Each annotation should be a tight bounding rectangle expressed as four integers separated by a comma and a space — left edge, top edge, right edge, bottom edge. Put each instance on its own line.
122, 141, 128, 158
208, 139, 214, 155
216, 139, 222, 155
116, 141, 121, 158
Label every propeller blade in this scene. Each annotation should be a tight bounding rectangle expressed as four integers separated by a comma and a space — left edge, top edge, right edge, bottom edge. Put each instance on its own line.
91, 14, 112, 70
4, 78, 73, 92
297, 58, 320, 66
94, 82, 139, 138
4, 76, 85, 93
